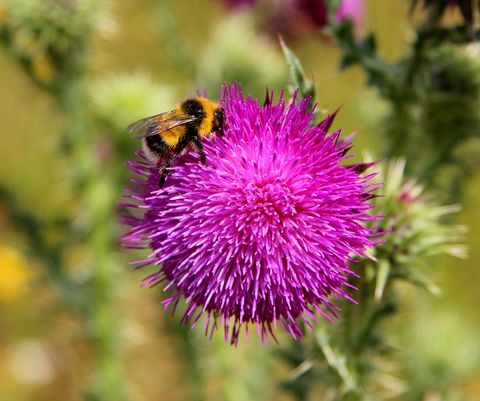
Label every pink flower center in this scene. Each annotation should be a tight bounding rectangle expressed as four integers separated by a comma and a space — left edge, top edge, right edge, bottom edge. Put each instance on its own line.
240, 181, 299, 226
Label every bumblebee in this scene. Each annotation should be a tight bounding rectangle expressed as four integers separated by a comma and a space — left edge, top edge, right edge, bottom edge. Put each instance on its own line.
127, 97, 225, 187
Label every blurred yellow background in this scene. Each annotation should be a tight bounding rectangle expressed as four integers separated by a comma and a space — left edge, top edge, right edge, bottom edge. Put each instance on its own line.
1, 1, 479, 400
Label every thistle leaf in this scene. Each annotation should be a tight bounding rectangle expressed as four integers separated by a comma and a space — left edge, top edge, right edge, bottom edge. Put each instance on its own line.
396, 267, 442, 296
314, 330, 358, 393
375, 259, 391, 301
279, 36, 316, 102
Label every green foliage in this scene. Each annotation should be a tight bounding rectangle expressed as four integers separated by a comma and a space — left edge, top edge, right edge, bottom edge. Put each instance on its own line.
1, 2, 127, 400
333, 20, 398, 94
418, 45, 480, 183
372, 159, 466, 277
278, 159, 466, 401
382, 43, 480, 199
197, 12, 286, 97
277, 32, 468, 400
0, 0, 110, 90
280, 36, 315, 102
91, 73, 175, 132
333, 13, 480, 201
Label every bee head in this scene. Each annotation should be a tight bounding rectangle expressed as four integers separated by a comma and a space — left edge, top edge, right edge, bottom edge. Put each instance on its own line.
182, 99, 205, 120
212, 107, 225, 137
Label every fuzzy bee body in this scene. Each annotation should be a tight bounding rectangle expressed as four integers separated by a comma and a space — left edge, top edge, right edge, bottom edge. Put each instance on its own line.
127, 97, 224, 187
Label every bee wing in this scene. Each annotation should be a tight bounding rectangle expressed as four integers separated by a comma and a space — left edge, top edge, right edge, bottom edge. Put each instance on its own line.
127, 110, 198, 139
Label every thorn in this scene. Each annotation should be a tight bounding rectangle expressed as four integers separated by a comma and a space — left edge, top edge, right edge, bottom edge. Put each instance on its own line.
349, 161, 378, 174
361, 193, 381, 201
263, 86, 272, 106
339, 144, 353, 157
318, 107, 341, 133
336, 131, 356, 151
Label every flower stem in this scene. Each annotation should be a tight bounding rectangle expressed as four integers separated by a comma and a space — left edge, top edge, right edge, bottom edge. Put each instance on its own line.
58, 76, 126, 401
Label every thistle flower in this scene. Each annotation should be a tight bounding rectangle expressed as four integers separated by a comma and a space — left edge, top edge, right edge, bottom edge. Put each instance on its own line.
121, 84, 380, 345
368, 159, 466, 298
0, 0, 113, 87
382, 159, 466, 260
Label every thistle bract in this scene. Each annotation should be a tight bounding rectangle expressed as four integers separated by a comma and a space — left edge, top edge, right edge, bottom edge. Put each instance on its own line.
121, 84, 379, 345
420, 0, 477, 26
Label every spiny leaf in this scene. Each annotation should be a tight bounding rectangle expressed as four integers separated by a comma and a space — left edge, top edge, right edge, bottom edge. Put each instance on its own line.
314, 330, 358, 393
279, 35, 316, 103
395, 267, 442, 296
375, 259, 391, 301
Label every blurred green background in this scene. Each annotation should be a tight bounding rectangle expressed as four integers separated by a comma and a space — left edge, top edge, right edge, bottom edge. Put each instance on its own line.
0, 0, 479, 400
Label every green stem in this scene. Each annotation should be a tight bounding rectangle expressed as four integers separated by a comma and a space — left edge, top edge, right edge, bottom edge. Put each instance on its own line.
165, 322, 205, 401
58, 75, 126, 401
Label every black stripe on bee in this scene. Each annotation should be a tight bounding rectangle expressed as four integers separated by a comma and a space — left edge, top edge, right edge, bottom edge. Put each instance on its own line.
145, 135, 168, 156
181, 99, 205, 120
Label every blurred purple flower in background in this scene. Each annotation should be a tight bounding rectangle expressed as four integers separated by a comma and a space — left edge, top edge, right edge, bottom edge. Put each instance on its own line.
296, 0, 329, 28
220, 0, 258, 9
336, 0, 364, 32
121, 84, 380, 345
267, 0, 329, 37
218, 0, 333, 37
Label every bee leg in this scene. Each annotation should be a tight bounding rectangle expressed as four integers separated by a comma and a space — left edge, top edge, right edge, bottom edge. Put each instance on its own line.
193, 137, 206, 164
158, 154, 176, 188
158, 174, 167, 188
200, 151, 206, 165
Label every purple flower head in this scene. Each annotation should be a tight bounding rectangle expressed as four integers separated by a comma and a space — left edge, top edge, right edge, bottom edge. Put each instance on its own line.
121, 83, 380, 345
267, 0, 329, 38
296, 0, 328, 28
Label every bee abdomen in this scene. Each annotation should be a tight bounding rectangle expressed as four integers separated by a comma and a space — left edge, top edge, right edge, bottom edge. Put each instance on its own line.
146, 135, 168, 153
143, 135, 168, 163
